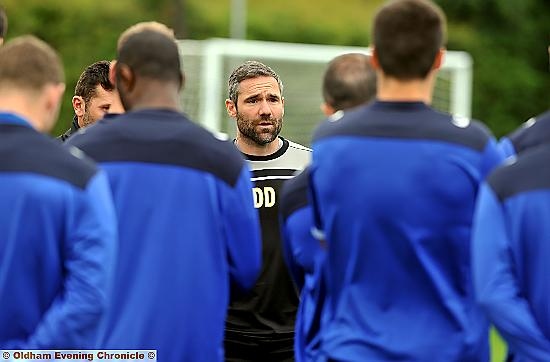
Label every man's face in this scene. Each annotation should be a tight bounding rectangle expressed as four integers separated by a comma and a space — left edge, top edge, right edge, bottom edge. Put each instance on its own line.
229, 76, 284, 145
79, 85, 118, 127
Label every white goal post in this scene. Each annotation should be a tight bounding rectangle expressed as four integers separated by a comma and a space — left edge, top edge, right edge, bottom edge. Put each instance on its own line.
177, 38, 472, 146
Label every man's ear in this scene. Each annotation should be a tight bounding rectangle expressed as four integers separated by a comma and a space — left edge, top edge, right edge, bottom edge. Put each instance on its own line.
114, 62, 135, 93
178, 71, 185, 92
72, 95, 85, 117
320, 102, 335, 116
50, 83, 66, 112
109, 60, 117, 87
432, 48, 445, 71
41, 83, 66, 133
370, 48, 381, 71
225, 99, 237, 118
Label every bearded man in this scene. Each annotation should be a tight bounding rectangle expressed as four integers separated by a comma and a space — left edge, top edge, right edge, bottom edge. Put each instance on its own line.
224, 60, 311, 361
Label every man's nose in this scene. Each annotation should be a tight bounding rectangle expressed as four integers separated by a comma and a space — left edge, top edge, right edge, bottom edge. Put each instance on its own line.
258, 99, 272, 115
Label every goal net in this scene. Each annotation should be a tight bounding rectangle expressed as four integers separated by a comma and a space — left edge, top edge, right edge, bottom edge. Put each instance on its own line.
178, 38, 472, 146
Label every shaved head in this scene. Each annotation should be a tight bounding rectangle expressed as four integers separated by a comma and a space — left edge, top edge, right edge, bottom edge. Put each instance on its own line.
117, 21, 174, 52
117, 29, 181, 83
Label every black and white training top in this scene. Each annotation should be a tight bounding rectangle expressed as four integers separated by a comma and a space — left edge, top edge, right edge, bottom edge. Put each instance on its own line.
226, 136, 311, 341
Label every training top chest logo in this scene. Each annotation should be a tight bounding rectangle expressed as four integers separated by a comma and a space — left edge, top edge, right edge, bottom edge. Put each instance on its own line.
252, 186, 276, 208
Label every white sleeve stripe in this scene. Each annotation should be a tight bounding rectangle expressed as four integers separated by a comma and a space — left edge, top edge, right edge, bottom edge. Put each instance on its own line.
310, 226, 326, 241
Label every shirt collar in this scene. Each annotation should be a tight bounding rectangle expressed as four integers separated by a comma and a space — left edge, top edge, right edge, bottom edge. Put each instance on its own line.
72, 114, 81, 130
0, 112, 33, 128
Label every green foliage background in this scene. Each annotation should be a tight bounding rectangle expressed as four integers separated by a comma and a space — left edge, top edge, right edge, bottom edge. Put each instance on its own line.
3, 0, 548, 137
4, 0, 546, 358
2, 0, 151, 135
438, 0, 550, 136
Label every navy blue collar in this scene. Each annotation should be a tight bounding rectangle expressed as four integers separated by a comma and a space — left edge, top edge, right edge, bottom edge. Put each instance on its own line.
71, 114, 80, 130
371, 100, 429, 111
0, 112, 33, 128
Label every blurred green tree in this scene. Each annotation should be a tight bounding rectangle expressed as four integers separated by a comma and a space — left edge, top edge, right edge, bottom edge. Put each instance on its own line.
2, 0, 547, 138
436, 0, 550, 136
2, 0, 153, 135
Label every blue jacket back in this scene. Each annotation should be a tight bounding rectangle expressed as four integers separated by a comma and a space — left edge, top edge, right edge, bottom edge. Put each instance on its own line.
67, 109, 262, 361
473, 143, 550, 361
310, 101, 503, 361
0, 113, 117, 348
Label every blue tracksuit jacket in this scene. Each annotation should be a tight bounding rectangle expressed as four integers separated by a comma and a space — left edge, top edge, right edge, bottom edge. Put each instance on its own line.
0, 112, 117, 348
310, 101, 503, 361
67, 109, 261, 361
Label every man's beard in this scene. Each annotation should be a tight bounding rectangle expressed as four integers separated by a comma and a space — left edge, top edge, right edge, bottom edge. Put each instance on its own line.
236, 112, 283, 145
80, 110, 93, 127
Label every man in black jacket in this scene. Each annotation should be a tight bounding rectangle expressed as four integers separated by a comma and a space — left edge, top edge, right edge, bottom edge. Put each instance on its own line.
58, 60, 123, 141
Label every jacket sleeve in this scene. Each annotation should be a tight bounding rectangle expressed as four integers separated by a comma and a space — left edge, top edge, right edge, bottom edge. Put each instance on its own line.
480, 137, 506, 179
281, 208, 307, 291
219, 165, 262, 293
307, 164, 326, 246
472, 183, 550, 360
23, 171, 118, 348
279, 170, 313, 291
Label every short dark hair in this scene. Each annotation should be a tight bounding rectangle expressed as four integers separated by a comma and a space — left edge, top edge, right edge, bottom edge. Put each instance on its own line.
0, 6, 7, 39
228, 61, 283, 105
0, 35, 64, 91
373, 0, 446, 80
116, 29, 182, 85
74, 60, 113, 103
323, 53, 377, 111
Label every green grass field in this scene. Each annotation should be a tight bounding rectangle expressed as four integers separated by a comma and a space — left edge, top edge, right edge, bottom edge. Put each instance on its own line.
491, 327, 507, 362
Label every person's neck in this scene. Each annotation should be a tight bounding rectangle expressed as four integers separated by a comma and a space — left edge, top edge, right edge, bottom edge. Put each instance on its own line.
128, 81, 182, 112
376, 73, 435, 105
129, 94, 181, 112
0, 96, 43, 132
234, 135, 282, 156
